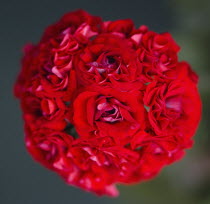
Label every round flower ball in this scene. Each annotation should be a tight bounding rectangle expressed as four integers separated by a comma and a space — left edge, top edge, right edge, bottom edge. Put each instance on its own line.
14, 10, 202, 196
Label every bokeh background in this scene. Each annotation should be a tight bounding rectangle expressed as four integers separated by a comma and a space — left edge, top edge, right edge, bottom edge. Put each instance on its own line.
0, 0, 209, 203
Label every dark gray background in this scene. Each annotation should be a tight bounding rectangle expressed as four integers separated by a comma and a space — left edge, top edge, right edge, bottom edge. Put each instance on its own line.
1, 0, 209, 204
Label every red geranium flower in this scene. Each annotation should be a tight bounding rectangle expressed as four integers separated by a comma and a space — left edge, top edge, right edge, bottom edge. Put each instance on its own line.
75, 34, 143, 91
14, 10, 202, 197
71, 86, 146, 145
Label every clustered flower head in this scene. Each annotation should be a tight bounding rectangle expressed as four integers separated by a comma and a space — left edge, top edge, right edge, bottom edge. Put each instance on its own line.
15, 10, 202, 196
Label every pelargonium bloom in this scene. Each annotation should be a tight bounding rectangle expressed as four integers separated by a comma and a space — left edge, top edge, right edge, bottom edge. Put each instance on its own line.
14, 10, 201, 197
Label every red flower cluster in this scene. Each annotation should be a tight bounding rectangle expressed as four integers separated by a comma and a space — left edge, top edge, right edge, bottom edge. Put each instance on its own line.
15, 10, 202, 196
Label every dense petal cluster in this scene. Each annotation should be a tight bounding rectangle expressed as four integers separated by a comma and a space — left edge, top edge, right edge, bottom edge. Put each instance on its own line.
15, 10, 201, 196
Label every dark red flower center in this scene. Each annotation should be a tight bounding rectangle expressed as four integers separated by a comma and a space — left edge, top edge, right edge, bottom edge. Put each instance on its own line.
95, 97, 122, 123
87, 53, 121, 76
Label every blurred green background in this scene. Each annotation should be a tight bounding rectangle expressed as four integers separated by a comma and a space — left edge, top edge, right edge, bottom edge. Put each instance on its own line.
0, 0, 209, 203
